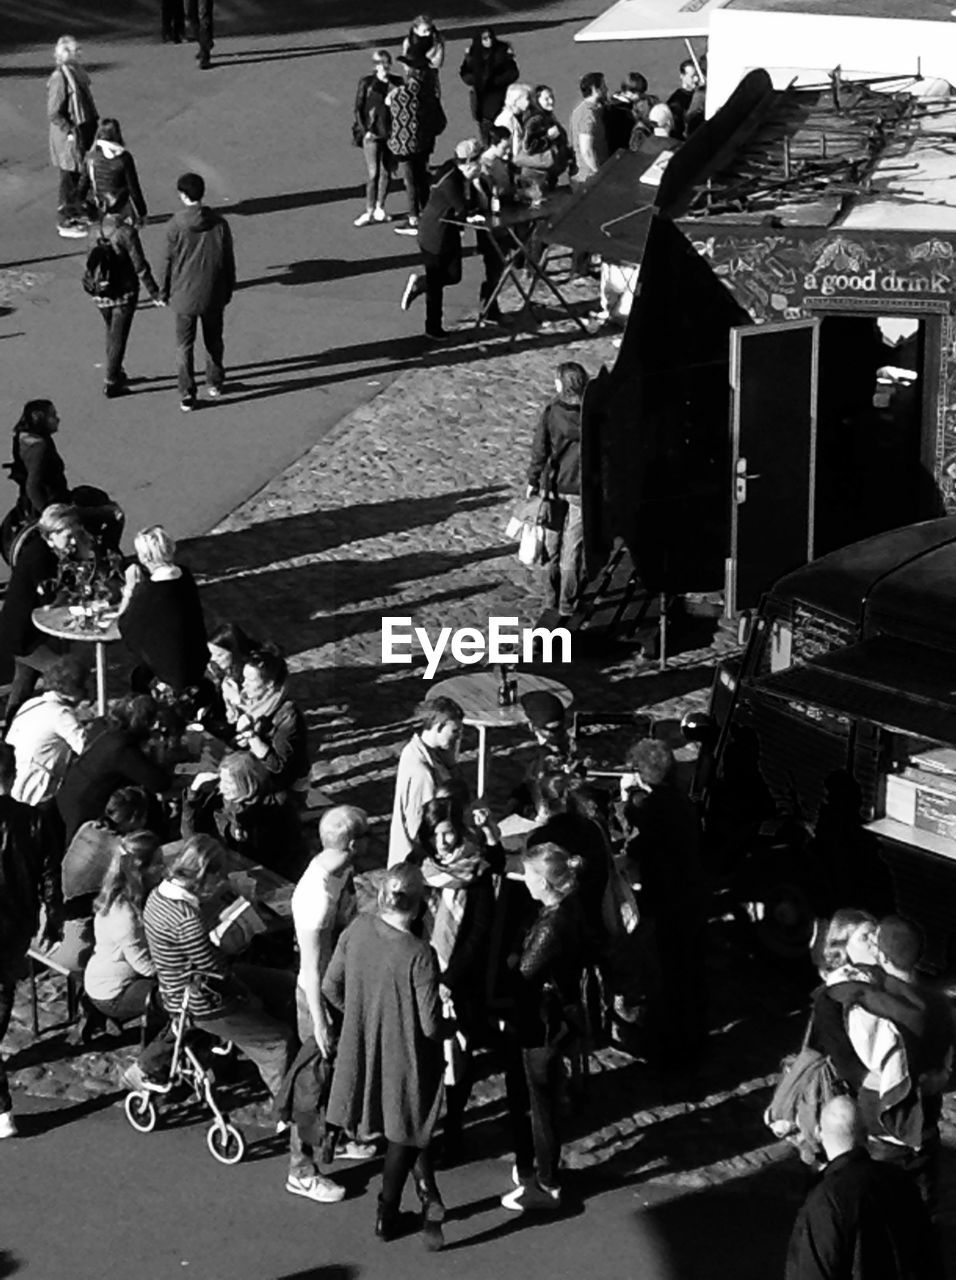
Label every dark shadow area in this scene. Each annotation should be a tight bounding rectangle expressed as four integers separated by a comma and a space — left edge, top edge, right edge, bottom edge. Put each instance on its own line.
185, 486, 511, 575
0, 1251, 21, 1278
0, 61, 115, 77
228, 185, 364, 218
237, 249, 432, 289
273, 1269, 360, 1280
14, 1089, 122, 1136
0, 251, 83, 269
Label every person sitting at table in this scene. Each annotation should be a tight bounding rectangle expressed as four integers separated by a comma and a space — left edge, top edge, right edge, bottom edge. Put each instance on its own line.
52, 784, 153, 972
0, 504, 90, 725
416, 794, 502, 1161
6, 654, 92, 806
138, 835, 342, 1203
233, 646, 309, 802
323, 862, 447, 1245
56, 695, 170, 845
388, 695, 465, 866
182, 750, 305, 880
118, 525, 209, 700
202, 620, 255, 733
82, 828, 162, 1036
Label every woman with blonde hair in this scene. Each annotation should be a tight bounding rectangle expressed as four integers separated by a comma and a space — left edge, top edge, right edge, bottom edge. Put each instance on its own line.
83, 829, 161, 1027
118, 524, 208, 695
324, 862, 448, 1247
47, 35, 98, 236
494, 82, 533, 162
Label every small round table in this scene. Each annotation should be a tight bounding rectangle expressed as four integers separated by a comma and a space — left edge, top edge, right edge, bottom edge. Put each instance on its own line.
426, 670, 572, 797
32, 604, 121, 717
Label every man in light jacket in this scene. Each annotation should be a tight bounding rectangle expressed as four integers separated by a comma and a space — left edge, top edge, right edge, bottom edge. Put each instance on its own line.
160, 172, 236, 412
388, 697, 465, 865
47, 35, 98, 237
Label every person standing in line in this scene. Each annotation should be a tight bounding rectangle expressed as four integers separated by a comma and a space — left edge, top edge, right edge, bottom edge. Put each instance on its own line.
291, 804, 374, 1179
785, 1096, 942, 1280
160, 173, 236, 412
186, 0, 215, 69
402, 15, 445, 72
161, 0, 185, 43
388, 55, 445, 236
87, 212, 164, 399
568, 72, 609, 277
47, 35, 98, 238
526, 361, 588, 621
399, 139, 482, 341
459, 27, 519, 146
0, 742, 59, 1139
352, 50, 402, 228
323, 864, 448, 1248
667, 58, 706, 140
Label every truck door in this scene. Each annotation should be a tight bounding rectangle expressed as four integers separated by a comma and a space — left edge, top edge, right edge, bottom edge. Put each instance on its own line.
727, 319, 820, 614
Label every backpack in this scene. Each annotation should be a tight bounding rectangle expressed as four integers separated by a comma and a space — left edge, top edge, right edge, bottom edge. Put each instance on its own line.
763, 1018, 847, 1164
82, 229, 124, 300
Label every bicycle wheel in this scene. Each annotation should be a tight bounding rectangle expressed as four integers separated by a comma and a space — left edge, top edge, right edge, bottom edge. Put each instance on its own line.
207, 1120, 245, 1165
124, 1091, 158, 1133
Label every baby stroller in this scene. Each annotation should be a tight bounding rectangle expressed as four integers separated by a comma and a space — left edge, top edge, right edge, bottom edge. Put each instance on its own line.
123, 972, 245, 1165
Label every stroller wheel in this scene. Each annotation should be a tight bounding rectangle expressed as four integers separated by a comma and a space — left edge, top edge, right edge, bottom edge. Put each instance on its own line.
125, 1091, 158, 1133
207, 1119, 245, 1165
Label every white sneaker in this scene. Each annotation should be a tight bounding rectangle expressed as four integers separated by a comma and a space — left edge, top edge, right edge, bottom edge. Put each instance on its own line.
57, 222, 88, 239
206, 386, 223, 399
372, 207, 390, 223
401, 272, 420, 311
286, 1172, 346, 1203
354, 210, 373, 227
337, 1138, 377, 1160
501, 1180, 561, 1213
0, 1110, 17, 1139
394, 219, 419, 236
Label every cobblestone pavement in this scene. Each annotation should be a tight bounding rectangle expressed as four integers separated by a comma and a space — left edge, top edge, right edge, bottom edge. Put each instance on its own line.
6, 298, 956, 1234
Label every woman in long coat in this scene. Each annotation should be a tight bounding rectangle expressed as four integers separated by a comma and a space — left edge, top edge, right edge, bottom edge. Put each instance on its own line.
323, 863, 447, 1249
459, 27, 519, 144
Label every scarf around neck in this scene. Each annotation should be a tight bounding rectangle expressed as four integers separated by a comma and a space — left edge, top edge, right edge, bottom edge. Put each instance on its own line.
421, 841, 486, 972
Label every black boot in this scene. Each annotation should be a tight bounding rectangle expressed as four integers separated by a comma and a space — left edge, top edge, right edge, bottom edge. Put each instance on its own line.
415, 1178, 445, 1252
375, 1196, 400, 1242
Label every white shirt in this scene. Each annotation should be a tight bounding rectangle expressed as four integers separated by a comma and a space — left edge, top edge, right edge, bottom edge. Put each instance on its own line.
6, 692, 88, 806
292, 855, 354, 993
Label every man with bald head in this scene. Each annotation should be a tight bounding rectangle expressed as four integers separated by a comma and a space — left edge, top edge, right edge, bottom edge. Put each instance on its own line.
785, 1096, 941, 1279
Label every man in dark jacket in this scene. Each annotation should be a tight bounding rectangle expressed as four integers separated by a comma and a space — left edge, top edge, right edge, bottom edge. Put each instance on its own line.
0, 743, 60, 1138
400, 139, 481, 341
785, 1096, 941, 1280
160, 172, 236, 411
526, 361, 587, 618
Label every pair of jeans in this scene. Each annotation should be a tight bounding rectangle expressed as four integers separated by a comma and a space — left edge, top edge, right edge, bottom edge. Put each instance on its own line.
186, 0, 214, 55
174, 309, 225, 399
478, 233, 507, 317
195, 963, 294, 1098
288, 985, 327, 1178
504, 1036, 563, 1187
362, 136, 393, 211
424, 264, 445, 334
100, 302, 137, 387
400, 155, 431, 220
90, 976, 157, 1023
548, 499, 585, 615
0, 976, 15, 1114
162, 0, 185, 39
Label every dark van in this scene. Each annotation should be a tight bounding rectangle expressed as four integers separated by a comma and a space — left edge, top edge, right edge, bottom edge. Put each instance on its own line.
706, 517, 956, 969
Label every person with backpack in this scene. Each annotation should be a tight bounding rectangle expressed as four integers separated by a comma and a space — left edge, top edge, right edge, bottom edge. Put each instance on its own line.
86, 118, 148, 225
84, 212, 163, 398
47, 35, 98, 238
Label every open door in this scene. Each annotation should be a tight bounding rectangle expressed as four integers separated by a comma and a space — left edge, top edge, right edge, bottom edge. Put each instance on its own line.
727, 319, 819, 614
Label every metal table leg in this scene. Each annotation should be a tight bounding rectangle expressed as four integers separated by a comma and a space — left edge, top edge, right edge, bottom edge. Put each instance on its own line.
95, 640, 108, 717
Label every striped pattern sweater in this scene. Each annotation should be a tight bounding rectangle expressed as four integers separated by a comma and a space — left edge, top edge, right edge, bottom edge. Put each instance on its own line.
143, 882, 229, 1019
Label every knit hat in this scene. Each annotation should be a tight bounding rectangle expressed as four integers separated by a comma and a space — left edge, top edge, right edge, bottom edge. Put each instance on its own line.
520, 690, 566, 730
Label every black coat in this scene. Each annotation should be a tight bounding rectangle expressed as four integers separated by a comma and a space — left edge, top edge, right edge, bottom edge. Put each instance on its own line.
417, 161, 472, 265
56, 726, 171, 844
160, 204, 236, 316
118, 568, 208, 692
0, 795, 58, 970
785, 1148, 941, 1280
459, 38, 519, 124
0, 535, 61, 678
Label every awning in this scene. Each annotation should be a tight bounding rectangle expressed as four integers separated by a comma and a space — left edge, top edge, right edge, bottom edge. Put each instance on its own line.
538, 147, 670, 260
574, 0, 728, 42
753, 636, 956, 742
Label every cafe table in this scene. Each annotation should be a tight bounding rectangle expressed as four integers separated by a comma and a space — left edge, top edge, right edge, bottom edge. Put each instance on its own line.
32, 603, 121, 717
425, 669, 572, 797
